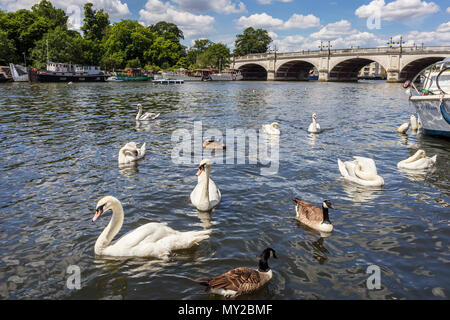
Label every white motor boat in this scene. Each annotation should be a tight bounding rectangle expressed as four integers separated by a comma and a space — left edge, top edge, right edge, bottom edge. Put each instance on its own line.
407, 59, 450, 137
9, 63, 29, 82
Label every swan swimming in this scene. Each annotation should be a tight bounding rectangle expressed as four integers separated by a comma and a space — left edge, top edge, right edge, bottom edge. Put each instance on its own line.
262, 122, 280, 135
397, 149, 437, 170
92, 196, 211, 258
190, 159, 221, 212
136, 104, 160, 121
397, 121, 410, 134
118, 142, 146, 164
338, 156, 385, 187
307, 113, 321, 133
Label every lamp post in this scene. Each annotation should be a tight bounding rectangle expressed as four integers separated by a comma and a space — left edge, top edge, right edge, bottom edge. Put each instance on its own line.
326, 41, 332, 56
395, 36, 405, 54
22, 52, 26, 67
387, 37, 393, 48
318, 41, 324, 52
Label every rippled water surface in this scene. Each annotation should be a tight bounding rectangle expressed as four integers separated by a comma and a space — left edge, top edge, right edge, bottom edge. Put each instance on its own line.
0, 81, 449, 300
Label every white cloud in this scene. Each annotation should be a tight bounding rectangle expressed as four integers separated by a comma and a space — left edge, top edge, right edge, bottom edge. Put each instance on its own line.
355, 0, 440, 21
310, 20, 355, 39
403, 29, 450, 46
171, 0, 246, 14
447, 7, 450, 13
437, 21, 450, 32
139, 0, 215, 39
0, 0, 130, 19
235, 12, 320, 30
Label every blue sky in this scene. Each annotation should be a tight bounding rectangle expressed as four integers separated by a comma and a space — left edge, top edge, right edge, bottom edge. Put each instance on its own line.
1, 0, 449, 51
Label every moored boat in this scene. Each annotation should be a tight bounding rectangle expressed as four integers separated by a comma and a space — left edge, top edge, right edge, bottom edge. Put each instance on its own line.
106, 68, 152, 82
29, 62, 107, 82
209, 69, 243, 81
407, 59, 450, 137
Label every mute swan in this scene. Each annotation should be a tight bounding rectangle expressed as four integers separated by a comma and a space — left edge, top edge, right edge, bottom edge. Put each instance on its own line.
262, 122, 280, 135
93, 196, 211, 258
410, 115, 418, 131
195, 248, 277, 298
397, 121, 410, 134
118, 142, 146, 164
190, 159, 221, 212
136, 104, 160, 121
397, 149, 437, 170
293, 198, 335, 233
338, 156, 385, 187
203, 139, 226, 150
308, 113, 321, 133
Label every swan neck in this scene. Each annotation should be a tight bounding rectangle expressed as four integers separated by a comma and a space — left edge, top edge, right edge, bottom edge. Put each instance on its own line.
95, 202, 124, 250
136, 107, 142, 120
200, 167, 211, 203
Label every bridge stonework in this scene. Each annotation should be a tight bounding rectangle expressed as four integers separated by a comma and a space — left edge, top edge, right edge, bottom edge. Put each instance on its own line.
232, 46, 450, 82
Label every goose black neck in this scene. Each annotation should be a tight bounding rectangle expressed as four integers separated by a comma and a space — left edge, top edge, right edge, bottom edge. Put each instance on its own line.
322, 206, 330, 224
258, 257, 270, 273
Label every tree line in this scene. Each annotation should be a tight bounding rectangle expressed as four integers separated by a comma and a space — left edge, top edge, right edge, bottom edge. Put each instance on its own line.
0, 0, 272, 71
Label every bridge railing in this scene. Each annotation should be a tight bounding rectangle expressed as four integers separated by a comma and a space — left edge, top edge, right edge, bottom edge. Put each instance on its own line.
235, 46, 450, 61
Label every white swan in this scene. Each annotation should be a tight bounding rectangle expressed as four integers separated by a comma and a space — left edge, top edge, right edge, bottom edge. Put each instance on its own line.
410, 114, 418, 131
338, 156, 385, 187
118, 142, 146, 164
308, 113, 321, 133
93, 196, 211, 258
397, 149, 437, 170
136, 104, 160, 121
262, 122, 280, 135
190, 159, 221, 212
397, 121, 410, 134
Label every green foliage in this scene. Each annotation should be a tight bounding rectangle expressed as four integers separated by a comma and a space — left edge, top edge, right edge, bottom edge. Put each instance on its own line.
126, 57, 141, 69
193, 39, 213, 52
0, 30, 15, 65
81, 3, 110, 42
197, 43, 231, 70
144, 35, 182, 69
150, 21, 184, 40
30, 26, 92, 68
233, 27, 272, 56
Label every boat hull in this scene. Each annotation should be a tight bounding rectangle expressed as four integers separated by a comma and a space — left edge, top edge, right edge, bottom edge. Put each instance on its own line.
9, 64, 29, 82
411, 95, 450, 137
29, 69, 107, 82
210, 74, 243, 81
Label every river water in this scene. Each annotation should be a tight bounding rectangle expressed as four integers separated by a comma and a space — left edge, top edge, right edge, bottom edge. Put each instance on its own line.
0, 80, 448, 300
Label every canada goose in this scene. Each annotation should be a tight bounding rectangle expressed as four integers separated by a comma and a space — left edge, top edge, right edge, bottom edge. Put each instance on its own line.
397, 149, 437, 170
92, 196, 211, 258
136, 104, 160, 121
308, 113, 321, 133
190, 159, 221, 211
203, 139, 226, 150
118, 142, 146, 164
262, 122, 280, 135
195, 248, 277, 298
293, 198, 335, 233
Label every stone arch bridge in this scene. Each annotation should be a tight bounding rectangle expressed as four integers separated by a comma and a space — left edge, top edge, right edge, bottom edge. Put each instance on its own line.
232, 46, 450, 82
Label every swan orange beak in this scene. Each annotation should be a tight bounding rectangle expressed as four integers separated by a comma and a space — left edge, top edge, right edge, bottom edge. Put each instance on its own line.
196, 167, 204, 176
92, 208, 103, 222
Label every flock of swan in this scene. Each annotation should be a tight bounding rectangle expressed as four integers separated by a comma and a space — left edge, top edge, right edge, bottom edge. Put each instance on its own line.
92, 105, 438, 298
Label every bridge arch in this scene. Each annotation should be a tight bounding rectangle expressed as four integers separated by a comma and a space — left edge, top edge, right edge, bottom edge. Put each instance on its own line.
275, 60, 320, 81
399, 56, 447, 81
328, 57, 388, 82
237, 63, 268, 80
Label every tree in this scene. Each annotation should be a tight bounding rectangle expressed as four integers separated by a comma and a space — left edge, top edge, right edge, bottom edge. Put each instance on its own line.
102, 20, 155, 69
30, 26, 92, 68
198, 43, 231, 70
144, 35, 183, 69
233, 27, 272, 57
0, 0, 68, 63
0, 30, 15, 65
81, 3, 110, 42
150, 21, 184, 40
193, 39, 213, 52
